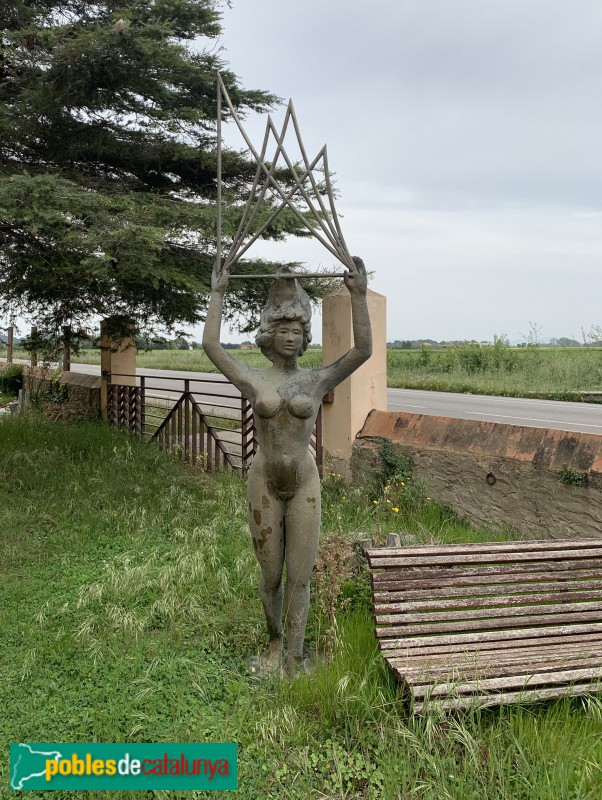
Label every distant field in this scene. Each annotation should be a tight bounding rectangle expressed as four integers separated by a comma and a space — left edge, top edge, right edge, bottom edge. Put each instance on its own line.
386, 346, 602, 400
9, 346, 322, 372
7, 345, 602, 400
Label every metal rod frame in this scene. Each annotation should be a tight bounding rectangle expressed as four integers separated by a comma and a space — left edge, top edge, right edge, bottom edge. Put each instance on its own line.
215, 73, 355, 279
228, 272, 346, 280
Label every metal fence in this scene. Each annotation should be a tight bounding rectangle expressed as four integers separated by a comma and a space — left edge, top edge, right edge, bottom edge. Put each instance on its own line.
106, 372, 323, 475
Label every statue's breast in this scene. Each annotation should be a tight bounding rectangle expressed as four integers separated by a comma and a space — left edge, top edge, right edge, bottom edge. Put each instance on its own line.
255, 390, 314, 420
255, 391, 284, 418
287, 394, 314, 419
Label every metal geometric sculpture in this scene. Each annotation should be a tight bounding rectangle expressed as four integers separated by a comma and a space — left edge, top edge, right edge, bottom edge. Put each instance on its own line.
215, 73, 353, 280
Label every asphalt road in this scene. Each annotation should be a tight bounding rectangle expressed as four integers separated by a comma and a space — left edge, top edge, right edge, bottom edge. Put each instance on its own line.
65, 363, 602, 435
387, 388, 602, 436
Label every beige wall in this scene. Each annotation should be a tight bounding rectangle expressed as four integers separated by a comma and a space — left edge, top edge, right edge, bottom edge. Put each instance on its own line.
322, 287, 387, 474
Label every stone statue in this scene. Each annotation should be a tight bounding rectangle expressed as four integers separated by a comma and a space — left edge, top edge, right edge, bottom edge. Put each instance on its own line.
203, 257, 372, 674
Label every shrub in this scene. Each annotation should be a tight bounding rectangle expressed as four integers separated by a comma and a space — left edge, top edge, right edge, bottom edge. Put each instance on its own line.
0, 364, 23, 394
560, 467, 588, 487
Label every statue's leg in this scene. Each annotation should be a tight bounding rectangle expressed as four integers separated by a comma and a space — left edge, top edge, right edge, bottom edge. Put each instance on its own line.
283, 467, 321, 671
247, 468, 285, 672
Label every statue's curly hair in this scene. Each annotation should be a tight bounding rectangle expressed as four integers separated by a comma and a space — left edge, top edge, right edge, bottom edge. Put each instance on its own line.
255, 309, 312, 362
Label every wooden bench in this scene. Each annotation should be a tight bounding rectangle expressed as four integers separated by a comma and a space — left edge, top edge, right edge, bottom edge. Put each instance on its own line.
364, 538, 602, 713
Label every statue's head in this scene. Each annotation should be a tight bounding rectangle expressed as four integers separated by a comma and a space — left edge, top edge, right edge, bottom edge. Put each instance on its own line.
255, 268, 312, 361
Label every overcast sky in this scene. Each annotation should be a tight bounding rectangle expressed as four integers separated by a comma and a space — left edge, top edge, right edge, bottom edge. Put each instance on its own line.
212, 0, 602, 343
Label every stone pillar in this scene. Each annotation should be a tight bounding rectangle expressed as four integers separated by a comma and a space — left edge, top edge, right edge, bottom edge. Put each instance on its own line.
322, 287, 387, 475
100, 319, 136, 420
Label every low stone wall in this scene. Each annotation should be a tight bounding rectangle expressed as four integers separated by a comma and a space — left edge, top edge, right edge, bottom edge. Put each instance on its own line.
23, 367, 101, 419
352, 410, 602, 539
59, 371, 101, 412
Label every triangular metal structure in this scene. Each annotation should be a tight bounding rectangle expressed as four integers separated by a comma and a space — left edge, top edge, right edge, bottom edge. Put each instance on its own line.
215, 73, 354, 279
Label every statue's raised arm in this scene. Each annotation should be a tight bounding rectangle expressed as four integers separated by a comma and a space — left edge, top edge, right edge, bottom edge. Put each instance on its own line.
202, 262, 255, 394
319, 256, 372, 393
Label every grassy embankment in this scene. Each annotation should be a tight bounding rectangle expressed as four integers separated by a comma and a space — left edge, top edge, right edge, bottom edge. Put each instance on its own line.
10, 344, 602, 401
2, 415, 602, 799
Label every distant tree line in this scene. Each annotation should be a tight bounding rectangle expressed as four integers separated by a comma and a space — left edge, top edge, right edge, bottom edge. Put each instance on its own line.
3, 333, 602, 353
386, 337, 594, 349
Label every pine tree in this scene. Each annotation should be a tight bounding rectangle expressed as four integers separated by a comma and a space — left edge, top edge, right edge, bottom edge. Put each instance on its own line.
0, 1, 311, 339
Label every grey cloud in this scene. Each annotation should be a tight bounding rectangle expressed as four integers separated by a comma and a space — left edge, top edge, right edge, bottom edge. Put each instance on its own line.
216, 1, 602, 340
223, 0, 602, 209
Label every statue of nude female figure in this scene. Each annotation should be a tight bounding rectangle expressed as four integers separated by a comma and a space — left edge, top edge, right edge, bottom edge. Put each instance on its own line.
202, 257, 372, 673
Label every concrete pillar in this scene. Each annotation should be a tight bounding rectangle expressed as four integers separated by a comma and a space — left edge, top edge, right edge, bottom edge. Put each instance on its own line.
100, 319, 136, 420
322, 287, 387, 474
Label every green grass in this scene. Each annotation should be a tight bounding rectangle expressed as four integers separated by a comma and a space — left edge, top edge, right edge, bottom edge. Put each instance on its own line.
11, 344, 602, 401
386, 345, 602, 400
2, 416, 601, 799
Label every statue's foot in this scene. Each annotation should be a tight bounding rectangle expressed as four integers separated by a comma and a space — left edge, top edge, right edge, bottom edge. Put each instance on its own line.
285, 647, 326, 677
285, 650, 311, 677
248, 640, 283, 677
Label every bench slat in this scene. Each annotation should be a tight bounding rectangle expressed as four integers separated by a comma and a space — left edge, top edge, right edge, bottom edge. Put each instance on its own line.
369, 548, 602, 569
382, 632, 602, 657
411, 666, 602, 698
394, 641, 602, 662
376, 609, 602, 637
378, 621, 602, 648
376, 600, 602, 625
375, 589, 602, 613
413, 682, 602, 713
374, 579, 602, 602
391, 641, 602, 669
372, 561, 602, 587
399, 657, 602, 686
366, 539, 602, 560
